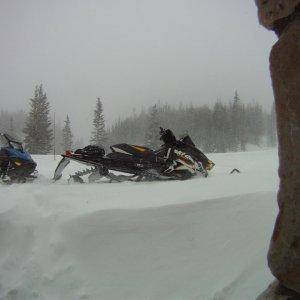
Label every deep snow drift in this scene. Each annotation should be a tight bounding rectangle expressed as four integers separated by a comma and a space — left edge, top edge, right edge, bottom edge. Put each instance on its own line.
0, 150, 278, 300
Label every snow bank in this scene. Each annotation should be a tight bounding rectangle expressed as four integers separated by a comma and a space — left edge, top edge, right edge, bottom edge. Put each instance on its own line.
0, 150, 278, 299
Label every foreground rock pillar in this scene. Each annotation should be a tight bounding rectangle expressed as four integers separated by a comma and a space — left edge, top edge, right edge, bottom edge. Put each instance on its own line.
255, 0, 300, 298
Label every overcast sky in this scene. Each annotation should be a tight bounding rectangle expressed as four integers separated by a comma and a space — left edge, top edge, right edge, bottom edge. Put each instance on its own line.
0, 0, 276, 138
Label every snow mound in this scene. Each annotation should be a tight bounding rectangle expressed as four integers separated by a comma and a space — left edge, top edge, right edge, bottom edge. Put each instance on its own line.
0, 150, 278, 299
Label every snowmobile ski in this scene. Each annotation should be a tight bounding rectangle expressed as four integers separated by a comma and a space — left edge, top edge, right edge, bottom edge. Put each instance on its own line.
53, 156, 70, 181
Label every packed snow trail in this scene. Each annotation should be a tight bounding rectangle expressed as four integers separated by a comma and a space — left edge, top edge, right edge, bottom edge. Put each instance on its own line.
0, 150, 278, 299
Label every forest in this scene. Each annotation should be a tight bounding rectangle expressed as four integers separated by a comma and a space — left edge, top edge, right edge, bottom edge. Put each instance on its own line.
0, 85, 277, 154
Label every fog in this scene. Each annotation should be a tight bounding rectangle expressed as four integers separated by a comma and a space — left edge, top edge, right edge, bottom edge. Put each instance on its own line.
0, 0, 276, 139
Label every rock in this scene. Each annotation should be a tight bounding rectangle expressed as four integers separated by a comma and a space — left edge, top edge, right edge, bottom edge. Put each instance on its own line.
257, 280, 300, 299
255, 1, 300, 298
255, 0, 300, 29
267, 9, 300, 295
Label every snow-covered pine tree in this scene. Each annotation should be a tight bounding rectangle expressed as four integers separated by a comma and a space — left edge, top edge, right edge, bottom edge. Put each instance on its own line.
61, 115, 73, 151
90, 97, 107, 146
23, 84, 53, 154
145, 104, 160, 149
229, 91, 247, 151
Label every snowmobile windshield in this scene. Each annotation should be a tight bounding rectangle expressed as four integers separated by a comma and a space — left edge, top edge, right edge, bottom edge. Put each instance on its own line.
180, 135, 196, 147
9, 140, 23, 151
5, 133, 21, 143
160, 129, 177, 145
3, 134, 23, 151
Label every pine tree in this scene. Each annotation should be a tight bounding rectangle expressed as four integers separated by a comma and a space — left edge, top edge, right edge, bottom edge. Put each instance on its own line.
61, 115, 73, 151
212, 102, 229, 152
107, 99, 269, 153
229, 91, 246, 151
246, 102, 264, 146
145, 104, 160, 149
23, 84, 53, 154
90, 97, 107, 146
9, 117, 15, 136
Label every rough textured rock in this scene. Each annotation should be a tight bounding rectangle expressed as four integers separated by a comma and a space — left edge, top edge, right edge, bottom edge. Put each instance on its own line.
255, 1, 300, 298
267, 10, 300, 294
257, 280, 300, 300
256, 0, 300, 29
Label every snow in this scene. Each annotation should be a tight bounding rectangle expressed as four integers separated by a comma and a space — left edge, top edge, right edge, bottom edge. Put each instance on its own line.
0, 150, 278, 300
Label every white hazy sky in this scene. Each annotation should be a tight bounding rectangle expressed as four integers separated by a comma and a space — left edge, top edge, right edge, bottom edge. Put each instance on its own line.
0, 0, 276, 138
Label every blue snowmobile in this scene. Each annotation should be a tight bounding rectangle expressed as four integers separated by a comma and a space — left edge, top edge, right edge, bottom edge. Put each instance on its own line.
0, 133, 37, 183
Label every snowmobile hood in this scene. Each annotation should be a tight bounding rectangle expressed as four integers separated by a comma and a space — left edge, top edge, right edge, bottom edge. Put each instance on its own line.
4, 147, 36, 163
111, 144, 154, 158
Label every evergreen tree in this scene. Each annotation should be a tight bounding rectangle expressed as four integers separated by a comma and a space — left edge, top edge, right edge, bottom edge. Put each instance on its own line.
246, 102, 264, 146
61, 115, 73, 151
107, 99, 269, 153
191, 105, 214, 152
23, 84, 53, 154
9, 117, 15, 136
229, 91, 247, 151
212, 102, 229, 152
145, 104, 160, 148
90, 97, 107, 146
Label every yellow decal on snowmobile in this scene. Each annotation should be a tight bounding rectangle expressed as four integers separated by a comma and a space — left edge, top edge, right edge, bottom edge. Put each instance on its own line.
132, 146, 147, 152
206, 160, 215, 171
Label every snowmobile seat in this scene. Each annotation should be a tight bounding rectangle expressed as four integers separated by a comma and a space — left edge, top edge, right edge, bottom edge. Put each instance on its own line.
75, 145, 105, 157
110, 144, 157, 160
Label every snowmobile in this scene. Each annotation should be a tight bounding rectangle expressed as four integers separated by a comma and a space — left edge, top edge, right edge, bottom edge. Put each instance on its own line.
0, 133, 37, 183
53, 128, 215, 183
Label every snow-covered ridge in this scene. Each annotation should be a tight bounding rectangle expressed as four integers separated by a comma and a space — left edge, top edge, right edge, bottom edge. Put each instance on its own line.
0, 150, 278, 300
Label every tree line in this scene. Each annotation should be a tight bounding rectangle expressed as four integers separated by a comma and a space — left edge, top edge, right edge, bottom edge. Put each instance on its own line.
0, 84, 277, 154
0, 85, 106, 154
108, 92, 277, 153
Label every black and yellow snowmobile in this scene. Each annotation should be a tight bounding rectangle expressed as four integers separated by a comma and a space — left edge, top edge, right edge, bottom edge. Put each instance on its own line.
53, 128, 214, 183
